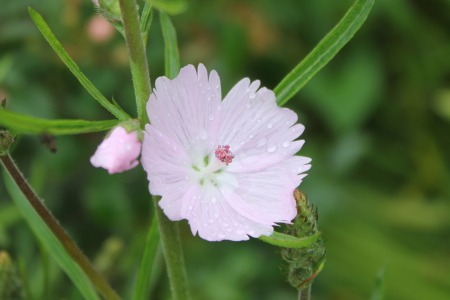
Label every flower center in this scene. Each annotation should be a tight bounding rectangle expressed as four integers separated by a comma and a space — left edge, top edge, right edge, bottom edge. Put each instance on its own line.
214, 145, 235, 165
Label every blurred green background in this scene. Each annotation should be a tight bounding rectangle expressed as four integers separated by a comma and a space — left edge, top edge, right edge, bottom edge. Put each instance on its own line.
1, 0, 450, 299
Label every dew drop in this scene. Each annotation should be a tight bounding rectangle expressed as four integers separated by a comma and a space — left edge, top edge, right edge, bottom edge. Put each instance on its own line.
119, 139, 124, 144
214, 213, 219, 219
267, 123, 273, 129
226, 228, 232, 232
185, 175, 189, 179
282, 141, 291, 148
204, 223, 208, 227
249, 93, 256, 99
209, 114, 214, 121
211, 197, 217, 204
249, 134, 254, 139
208, 219, 214, 223
199, 129, 208, 140
223, 223, 229, 227
168, 113, 171, 117
267, 143, 277, 153
217, 104, 222, 111
188, 205, 193, 210
245, 103, 251, 108
100, 143, 108, 149
126, 145, 132, 150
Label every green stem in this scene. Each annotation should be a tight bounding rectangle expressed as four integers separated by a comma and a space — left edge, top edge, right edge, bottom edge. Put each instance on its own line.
298, 285, 311, 300
0, 154, 121, 300
153, 196, 190, 300
118, 0, 152, 127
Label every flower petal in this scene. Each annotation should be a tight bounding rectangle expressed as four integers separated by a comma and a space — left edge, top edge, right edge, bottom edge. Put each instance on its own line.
146, 64, 222, 165
221, 156, 311, 226
218, 79, 304, 173
180, 184, 274, 241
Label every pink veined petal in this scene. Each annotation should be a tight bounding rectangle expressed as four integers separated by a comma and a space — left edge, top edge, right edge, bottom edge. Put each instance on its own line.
142, 124, 193, 220
146, 64, 222, 165
218, 79, 304, 173
220, 156, 311, 226
179, 184, 274, 242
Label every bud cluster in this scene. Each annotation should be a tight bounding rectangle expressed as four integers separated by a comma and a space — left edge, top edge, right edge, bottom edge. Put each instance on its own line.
281, 189, 326, 290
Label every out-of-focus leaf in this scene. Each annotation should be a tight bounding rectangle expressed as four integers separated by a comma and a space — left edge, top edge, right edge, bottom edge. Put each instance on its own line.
149, 0, 188, 15
160, 11, 180, 79
3, 171, 100, 300
0, 53, 14, 84
259, 231, 321, 248
0, 110, 118, 135
28, 8, 129, 120
370, 267, 387, 300
274, 0, 375, 106
132, 215, 160, 300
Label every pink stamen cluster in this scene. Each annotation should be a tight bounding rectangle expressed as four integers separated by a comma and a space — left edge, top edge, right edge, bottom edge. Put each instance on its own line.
215, 145, 235, 165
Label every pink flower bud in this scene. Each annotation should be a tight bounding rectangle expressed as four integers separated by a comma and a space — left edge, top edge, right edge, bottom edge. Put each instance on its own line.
90, 126, 141, 174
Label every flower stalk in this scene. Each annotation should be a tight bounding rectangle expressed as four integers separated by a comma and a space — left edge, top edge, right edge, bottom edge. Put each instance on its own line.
118, 0, 151, 127
152, 196, 190, 300
0, 152, 121, 300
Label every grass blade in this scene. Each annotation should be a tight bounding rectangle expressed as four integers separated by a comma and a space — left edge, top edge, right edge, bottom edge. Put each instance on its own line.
132, 214, 160, 300
3, 171, 100, 300
160, 11, 180, 79
0, 109, 119, 135
140, 2, 154, 46
28, 8, 130, 120
274, 0, 375, 106
259, 231, 321, 248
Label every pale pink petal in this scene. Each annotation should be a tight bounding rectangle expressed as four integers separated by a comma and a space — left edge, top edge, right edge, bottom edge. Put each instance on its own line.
218, 79, 303, 173
221, 156, 311, 226
179, 184, 274, 241
146, 64, 222, 166
90, 126, 141, 174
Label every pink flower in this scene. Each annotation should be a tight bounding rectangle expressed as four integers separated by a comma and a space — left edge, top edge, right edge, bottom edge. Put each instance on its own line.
90, 126, 141, 174
92, 0, 99, 6
142, 64, 311, 241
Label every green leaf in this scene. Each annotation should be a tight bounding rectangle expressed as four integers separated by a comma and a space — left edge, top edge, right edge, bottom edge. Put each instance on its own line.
274, 0, 375, 106
3, 171, 100, 300
132, 214, 160, 300
0, 53, 14, 84
160, 11, 180, 79
259, 231, 321, 248
140, 2, 154, 46
370, 267, 387, 300
108, 20, 125, 37
0, 110, 119, 135
149, 0, 188, 15
28, 8, 130, 120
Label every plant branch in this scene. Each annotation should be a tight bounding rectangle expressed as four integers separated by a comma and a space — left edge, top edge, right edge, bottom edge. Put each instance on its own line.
118, 0, 152, 127
153, 196, 190, 300
0, 153, 121, 300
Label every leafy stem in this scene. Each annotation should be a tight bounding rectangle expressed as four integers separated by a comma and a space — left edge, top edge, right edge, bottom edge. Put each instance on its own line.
118, 0, 152, 127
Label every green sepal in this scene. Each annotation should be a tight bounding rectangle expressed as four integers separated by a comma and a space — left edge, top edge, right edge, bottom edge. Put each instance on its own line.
0, 110, 119, 135
259, 231, 321, 248
140, 2, 154, 46
108, 20, 125, 37
274, 0, 375, 106
97, 0, 122, 21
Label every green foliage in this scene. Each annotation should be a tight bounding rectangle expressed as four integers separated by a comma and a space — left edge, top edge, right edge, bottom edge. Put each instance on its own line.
160, 11, 180, 79
149, 0, 188, 16
259, 231, 321, 248
3, 171, 100, 300
0, 251, 25, 300
370, 267, 387, 300
274, 0, 375, 106
0, 110, 119, 135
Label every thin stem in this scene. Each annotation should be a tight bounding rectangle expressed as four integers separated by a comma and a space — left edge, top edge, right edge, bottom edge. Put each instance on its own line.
0, 154, 121, 300
298, 285, 311, 300
153, 195, 190, 300
118, 0, 151, 127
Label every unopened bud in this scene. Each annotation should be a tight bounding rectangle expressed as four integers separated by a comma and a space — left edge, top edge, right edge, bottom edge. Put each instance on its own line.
0, 251, 25, 300
281, 189, 326, 290
90, 124, 142, 174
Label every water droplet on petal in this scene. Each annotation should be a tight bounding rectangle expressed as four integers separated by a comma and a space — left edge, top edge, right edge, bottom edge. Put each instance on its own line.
267, 123, 273, 129
223, 223, 229, 227
188, 205, 193, 210
236, 230, 244, 235
267, 143, 277, 153
209, 114, 214, 121
214, 213, 219, 219
249, 93, 256, 99
168, 113, 171, 117
249, 134, 254, 139
246, 103, 251, 108
217, 104, 222, 111
208, 219, 214, 223
282, 141, 291, 148
199, 129, 208, 140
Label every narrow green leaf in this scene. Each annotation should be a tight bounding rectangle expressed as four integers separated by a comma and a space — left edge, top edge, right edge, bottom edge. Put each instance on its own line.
274, 0, 375, 106
3, 172, 100, 300
132, 214, 160, 300
370, 267, 387, 300
0, 110, 118, 135
140, 3, 154, 46
28, 7, 130, 120
149, 0, 188, 15
259, 231, 321, 248
160, 11, 180, 79
0, 53, 14, 84
108, 20, 125, 37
